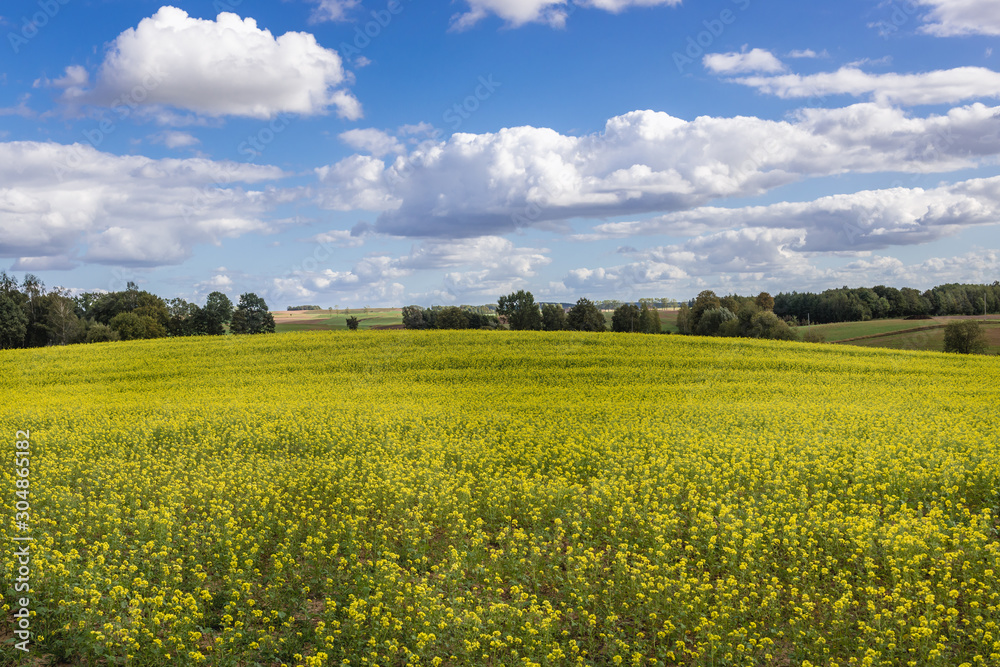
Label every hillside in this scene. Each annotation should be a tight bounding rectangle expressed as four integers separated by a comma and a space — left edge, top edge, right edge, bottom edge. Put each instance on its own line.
4, 333, 998, 666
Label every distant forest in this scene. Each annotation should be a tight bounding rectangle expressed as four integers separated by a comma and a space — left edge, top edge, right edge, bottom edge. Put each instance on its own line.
771, 283, 1000, 324
0, 272, 274, 350
0, 269, 997, 351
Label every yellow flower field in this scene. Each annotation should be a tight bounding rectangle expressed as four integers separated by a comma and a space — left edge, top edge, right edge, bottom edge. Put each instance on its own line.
2, 331, 999, 666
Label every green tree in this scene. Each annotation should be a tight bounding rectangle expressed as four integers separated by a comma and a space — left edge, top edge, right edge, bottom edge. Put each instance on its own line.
696, 307, 736, 336
943, 320, 988, 354
46, 292, 85, 345
229, 309, 248, 335
231, 293, 276, 334
402, 305, 427, 330
204, 292, 234, 335
639, 303, 661, 334
755, 291, 775, 312
0, 293, 28, 349
85, 322, 120, 343
690, 290, 721, 333
541, 304, 566, 331
611, 303, 641, 333
0, 271, 19, 298
437, 306, 470, 330
567, 298, 606, 332
166, 298, 199, 336
676, 303, 693, 334
134, 292, 170, 330
346, 316, 360, 331
110, 312, 166, 341
497, 290, 542, 331
746, 311, 797, 341
803, 329, 826, 343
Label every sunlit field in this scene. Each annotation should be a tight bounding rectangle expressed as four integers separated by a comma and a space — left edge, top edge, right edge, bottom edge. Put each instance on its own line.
2, 331, 999, 666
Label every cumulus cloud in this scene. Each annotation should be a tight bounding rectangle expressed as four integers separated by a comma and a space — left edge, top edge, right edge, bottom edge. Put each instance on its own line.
591, 176, 1000, 251
704, 48, 786, 74
314, 103, 1000, 237
450, 0, 680, 29
0, 141, 289, 267
550, 244, 1000, 298
270, 236, 549, 303
339, 128, 405, 157
915, 0, 1000, 36
559, 239, 1000, 297
56, 6, 360, 120
315, 155, 399, 211
732, 66, 1000, 106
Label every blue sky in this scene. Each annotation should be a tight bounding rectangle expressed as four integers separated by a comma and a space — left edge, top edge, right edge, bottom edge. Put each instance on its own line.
1, 0, 999, 308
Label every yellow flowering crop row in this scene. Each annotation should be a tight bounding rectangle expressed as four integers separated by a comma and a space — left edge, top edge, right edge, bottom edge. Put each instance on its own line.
1, 331, 998, 666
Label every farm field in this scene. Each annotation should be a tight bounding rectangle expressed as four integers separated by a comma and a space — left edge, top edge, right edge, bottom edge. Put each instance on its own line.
2, 332, 1000, 666
273, 308, 404, 332
274, 308, 681, 334
803, 315, 1000, 344
802, 319, 937, 342
846, 321, 1000, 354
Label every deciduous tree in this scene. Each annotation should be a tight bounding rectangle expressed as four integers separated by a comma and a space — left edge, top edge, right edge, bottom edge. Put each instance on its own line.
0, 293, 27, 349
541, 304, 566, 331
231, 293, 276, 334
567, 298, 606, 332
944, 320, 988, 354
611, 303, 641, 333
497, 290, 542, 331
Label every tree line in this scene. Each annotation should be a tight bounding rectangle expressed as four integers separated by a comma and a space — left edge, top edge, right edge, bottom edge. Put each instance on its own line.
400, 292, 663, 334
0, 272, 276, 350
773, 283, 1000, 324
676, 291, 796, 341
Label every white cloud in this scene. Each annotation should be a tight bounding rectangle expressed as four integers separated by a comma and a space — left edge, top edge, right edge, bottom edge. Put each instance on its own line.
307, 0, 361, 23
587, 176, 1000, 252
270, 236, 549, 303
732, 66, 1000, 106
315, 155, 399, 211
11, 255, 78, 271
312, 229, 367, 248
559, 243, 1000, 296
450, 0, 679, 29
0, 94, 34, 119
315, 103, 1000, 237
787, 49, 826, 59
198, 274, 234, 289
149, 131, 200, 149
915, 0, 1000, 36
339, 128, 404, 157
451, 0, 569, 29
578, 0, 682, 12
704, 48, 786, 74
0, 141, 289, 267
58, 6, 360, 120
50, 65, 89, 88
